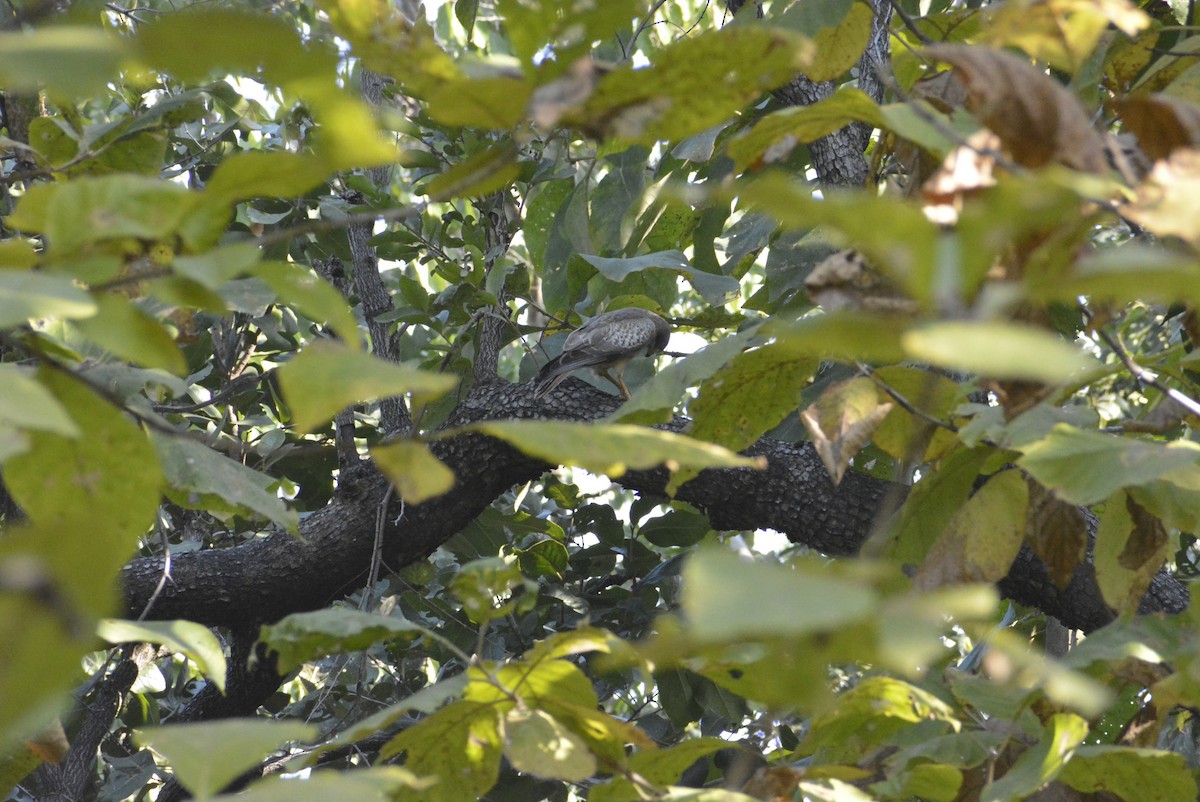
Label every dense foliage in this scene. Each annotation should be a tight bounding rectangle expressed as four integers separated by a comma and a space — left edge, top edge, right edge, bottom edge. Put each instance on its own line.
5, 0, 1200, 799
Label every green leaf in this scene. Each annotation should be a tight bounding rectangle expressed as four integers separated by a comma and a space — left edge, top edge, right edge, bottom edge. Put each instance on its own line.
681, 549, 876, 642
134, 9, 330, 85
871, 763, 962, 802
614, 328, 758, 425
515, 538, 570, 579
913, 470, 1029, 590
803, 676, 959, 756
1058, 745, 1197, 801
590, 738, 731, 802
1018, 424, 1200, 505
468, 656, 598, 708
278, 341, 457, 432
312, 674, 468, 758
204, 152, 331, 205
1030, 247, 1200, 305
870, 366, 963, 462
503, 708, 596, 781
728, 87, 883, 170
97, 619, 227, 694
172, 244, 261, 288
451, 557, 528, 625
462, 420, 764, 480
1094, 492, 1171, 615
0, 365, 80, 438
372, 439, 456, 504
4, 369, 163, 563
422, 143, 520, 201
581, 251, 739, 306
639, 509, 712, 548
73, 294, 187, 375
577, 27, 813, 145
0, 271, 95, 327
764, 312, 911, 364
902, 322, 1093, 383
980, 714, 1088, 802
799, 377, 894, 485
739, 175, 938, 305
151, 433, 298, 532
0, 371, 162, 744
0, 27, 126, 97
12, 175, 202, 256
134, 720, 317, 800
0, 238, 39, 270
259, 608, 427, 674
380, 700, 503, 800
425, 77, 531, 129
212, 768, 431, 802
778, 1, 874, 82
252, 262, 362, 348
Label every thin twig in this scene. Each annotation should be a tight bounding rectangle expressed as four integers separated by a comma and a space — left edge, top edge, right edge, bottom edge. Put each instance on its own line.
1093, 324, 1200, 419
859, 364, 960, 434
253, 203, 423, 248
884, 0, 934, 45
135, 529, 173, 622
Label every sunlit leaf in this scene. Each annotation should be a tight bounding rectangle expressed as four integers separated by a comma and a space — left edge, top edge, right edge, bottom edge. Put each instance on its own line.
1094, 491, 1172, 615
462, 420, 764, 480
504, 708, 595, 781
278, 341, 457, 432
902, 322, 1093, 383
380, 700, 503, 799
151, 433, 298, 532
260, 609, 426, 674
73, 295, 187, 375
1018, 424, 1200, 505
211, 768, 431, 802
728, 87, 883, 170
97, 619, 227, 694
135, 720, 317, 800
913, 470, 1028, 590
372, 439, 456, 504
980, 714, 1088, 802
681, 549, 876, 642
802, 677, 960, 756
0, 366, 79, 438
1058, 745, 1197, 800
0, 271, 95, 327
134, 9, 331, 84
800, 377, 893, 485
0, 27, 125, 97
575, 27, 814, 145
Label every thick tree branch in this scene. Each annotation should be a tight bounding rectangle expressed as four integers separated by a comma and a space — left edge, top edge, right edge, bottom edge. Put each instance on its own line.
121, 380, 1187, 634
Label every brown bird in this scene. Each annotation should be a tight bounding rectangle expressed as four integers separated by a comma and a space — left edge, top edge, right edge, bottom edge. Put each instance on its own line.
533, 308, 671, 400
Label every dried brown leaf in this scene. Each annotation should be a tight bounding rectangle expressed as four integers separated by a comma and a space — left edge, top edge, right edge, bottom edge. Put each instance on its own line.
1113, 93, 1200, 161
914, 470, 1029, 591
1121, 148, 1200, 243
924, 45, 1108, 173
1121, 494, 1168, 571
800, 377, 893, 485
804, 250, 916, 312
1024, 479, 1088, 589
921, 129, 1001, 225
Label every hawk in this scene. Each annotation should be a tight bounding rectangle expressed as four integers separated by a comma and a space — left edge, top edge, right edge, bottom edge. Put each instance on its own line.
533, 308, 671, 400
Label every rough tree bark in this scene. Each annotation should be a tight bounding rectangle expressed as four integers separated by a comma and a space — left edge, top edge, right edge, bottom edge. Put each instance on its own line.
121, 378, 1188, 635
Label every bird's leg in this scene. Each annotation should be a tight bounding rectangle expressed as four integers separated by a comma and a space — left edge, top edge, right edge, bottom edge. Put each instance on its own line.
594, 366, 631, 399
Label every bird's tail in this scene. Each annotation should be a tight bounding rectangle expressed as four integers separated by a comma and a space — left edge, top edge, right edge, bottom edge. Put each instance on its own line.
532, 353, 572, 398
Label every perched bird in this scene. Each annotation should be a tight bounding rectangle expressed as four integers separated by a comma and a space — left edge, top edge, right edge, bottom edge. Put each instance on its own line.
533, 307, 671, 400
